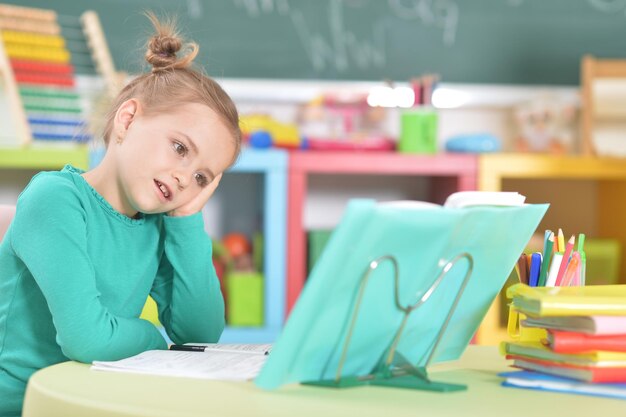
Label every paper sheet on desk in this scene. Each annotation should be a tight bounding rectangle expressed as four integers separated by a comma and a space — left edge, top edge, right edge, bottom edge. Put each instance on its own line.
91, 350, 268, 381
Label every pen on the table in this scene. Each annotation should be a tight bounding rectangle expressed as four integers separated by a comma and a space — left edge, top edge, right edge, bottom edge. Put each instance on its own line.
169, 345, 209, 352
169, 345, 271, 355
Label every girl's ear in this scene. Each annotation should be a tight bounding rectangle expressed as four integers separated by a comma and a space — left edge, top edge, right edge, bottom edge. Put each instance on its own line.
114, 99, 141, 137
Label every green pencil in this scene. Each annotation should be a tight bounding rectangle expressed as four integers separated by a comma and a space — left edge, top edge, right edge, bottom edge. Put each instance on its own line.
578, 233, 586, 285
537, 232, 554, 287
577, 233, 586, 252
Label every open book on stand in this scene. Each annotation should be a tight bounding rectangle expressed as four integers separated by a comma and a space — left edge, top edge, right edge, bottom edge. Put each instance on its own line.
256, 194, 544, 389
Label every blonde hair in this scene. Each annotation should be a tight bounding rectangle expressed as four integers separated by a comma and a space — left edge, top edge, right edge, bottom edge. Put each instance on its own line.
102, 13, 241, 165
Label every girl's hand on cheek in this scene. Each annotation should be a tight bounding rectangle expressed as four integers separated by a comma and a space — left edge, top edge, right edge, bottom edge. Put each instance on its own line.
168, 173, 222, 217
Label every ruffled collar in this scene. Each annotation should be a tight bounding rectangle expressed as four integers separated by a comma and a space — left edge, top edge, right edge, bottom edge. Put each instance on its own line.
62, 164, 146, 226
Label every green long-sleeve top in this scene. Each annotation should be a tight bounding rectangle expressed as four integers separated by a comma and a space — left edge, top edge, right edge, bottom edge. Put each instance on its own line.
0, 165, 225, 416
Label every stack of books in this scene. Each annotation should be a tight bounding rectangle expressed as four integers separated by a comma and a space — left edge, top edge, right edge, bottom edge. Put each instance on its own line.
500, 283, 626, 399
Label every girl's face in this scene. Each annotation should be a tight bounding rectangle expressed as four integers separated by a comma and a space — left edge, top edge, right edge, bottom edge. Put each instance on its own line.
113, 101, 236, 216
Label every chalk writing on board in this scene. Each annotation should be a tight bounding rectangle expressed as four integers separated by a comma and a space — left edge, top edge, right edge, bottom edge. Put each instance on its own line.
588, 0, 626, 14
387, 0, 459, 46
290, 2, 386, 72
234, 0, 291, 17
226, 0, 622, 78
232, 0, 459, 73
186, 0, 204, 19
500, 0, 626, 13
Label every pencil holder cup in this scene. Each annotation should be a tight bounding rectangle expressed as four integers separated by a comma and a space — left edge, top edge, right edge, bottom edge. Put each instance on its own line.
398, 109, 438, 154
226, 272, 264, 326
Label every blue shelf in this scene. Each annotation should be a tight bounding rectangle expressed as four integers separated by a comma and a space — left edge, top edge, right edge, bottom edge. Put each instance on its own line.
220, 147, 288, 343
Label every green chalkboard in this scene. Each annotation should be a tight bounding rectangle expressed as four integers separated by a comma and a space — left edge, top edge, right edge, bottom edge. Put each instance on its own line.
5, 0, 626, 85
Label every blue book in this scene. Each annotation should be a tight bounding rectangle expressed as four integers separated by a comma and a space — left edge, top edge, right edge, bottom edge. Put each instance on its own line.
500, 370, 626, 400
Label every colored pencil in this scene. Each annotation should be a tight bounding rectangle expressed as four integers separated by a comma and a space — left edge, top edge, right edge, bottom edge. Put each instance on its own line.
537, 232, 554, 287
555, 235, 575, 286
557, 228, 565, 252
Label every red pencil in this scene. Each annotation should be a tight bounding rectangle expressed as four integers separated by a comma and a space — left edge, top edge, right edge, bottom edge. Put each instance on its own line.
555, 235, 575, 286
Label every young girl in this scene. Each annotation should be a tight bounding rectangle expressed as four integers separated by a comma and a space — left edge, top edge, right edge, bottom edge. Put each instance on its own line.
0, 14, 240, 416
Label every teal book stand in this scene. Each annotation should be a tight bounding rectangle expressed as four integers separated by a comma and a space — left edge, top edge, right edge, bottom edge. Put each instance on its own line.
255, 199, 548, 391
304, 253, 473, 391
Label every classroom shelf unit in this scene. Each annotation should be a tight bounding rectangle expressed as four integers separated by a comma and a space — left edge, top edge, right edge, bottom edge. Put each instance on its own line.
477, 153, 626, 344
286, 151, 478, 314
219, 148, 288, 343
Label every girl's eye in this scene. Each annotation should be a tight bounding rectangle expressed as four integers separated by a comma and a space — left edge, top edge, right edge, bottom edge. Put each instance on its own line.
173, 141, 188, 156
194, 173, 208, 187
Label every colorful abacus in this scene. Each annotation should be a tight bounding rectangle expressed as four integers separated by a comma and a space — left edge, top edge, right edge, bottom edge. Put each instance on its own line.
0, 4, 119, 145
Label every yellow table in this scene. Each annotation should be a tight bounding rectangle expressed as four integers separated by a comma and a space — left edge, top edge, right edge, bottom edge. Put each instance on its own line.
23, 346, 625, 417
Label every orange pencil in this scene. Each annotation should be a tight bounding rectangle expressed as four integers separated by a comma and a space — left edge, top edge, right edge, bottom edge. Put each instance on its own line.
555, 235, 575, 286
561, 252, 581, 286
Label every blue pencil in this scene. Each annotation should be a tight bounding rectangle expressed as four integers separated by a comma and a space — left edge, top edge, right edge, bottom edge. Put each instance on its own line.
528, 252, 542, 287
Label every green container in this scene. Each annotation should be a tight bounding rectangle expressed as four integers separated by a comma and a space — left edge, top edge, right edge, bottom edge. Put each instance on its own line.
226, 272, 264, 326
398, 109, 438, 154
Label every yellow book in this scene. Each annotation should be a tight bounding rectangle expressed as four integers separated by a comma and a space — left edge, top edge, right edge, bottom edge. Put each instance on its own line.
507, 283, 626, 317
501, 340, 626, 367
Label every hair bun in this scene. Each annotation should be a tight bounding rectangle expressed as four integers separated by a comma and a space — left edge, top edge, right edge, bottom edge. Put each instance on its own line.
144, 12, 198, 73
146, 35, 182, 68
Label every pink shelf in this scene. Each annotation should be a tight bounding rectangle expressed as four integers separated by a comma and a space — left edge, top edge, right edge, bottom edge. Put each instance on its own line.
287, 151, 478, 314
